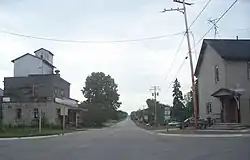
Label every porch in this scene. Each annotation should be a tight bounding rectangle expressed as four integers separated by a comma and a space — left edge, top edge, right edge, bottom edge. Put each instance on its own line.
211, 88, 241, 123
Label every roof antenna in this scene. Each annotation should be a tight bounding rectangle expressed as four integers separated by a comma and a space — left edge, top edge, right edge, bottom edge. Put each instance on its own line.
208, 18, 219, 39
236, 36, 239, 40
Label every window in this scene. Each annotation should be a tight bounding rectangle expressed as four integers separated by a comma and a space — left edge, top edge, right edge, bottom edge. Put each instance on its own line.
206, 102, 212, 114
34, 108, 39, 119
247, 62, 250, 79
215, 65, 219, 83
54, 88, 58, 96
56, 109, 61, 118
16, 108, 22, 119
61, 90, 64, 97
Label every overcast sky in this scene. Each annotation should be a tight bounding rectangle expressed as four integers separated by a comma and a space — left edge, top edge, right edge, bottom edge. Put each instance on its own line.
0, 0, 249, 113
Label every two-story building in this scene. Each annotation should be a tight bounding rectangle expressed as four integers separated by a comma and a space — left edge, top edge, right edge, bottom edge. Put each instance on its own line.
195, 39, 250, 126
2, 48, 84, 127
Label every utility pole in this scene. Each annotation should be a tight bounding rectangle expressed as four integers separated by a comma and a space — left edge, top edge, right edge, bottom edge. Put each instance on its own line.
62, 105, 66, 135
39, 108, 42, 133
32, 84, 42, 133
161, 0, 198, 128
150, 86, 160, 125
142, 105, 146, 122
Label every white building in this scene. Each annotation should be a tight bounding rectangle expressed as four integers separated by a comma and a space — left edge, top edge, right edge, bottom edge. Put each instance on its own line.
11, 48, 55, 77
164, 107, 171, 121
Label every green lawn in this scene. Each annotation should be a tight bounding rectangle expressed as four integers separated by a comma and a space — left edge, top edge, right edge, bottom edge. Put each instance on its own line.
0, 128, 63, 138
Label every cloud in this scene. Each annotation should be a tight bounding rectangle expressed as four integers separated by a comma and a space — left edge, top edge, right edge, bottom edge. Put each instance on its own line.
0, 0, 249, 113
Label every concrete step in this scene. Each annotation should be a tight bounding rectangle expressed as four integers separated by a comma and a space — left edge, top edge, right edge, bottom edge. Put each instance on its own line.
208, 123, 247, 130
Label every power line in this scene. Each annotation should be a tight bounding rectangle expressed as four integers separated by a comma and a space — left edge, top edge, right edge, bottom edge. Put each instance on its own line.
0, 30, 184, 44
163, 0, 238, 95
162, 0, 212, 87
190, 31, 198, 62
195, 0, 239, 46
163, 55, 188, 94
189, 0, 213, 28
163, 33, 186, 82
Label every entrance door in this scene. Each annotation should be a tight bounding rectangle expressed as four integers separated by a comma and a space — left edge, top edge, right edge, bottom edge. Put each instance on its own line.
225, 98, 238, 123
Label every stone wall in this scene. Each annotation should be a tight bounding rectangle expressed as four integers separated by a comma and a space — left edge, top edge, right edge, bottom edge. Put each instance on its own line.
2, 102, 64, 126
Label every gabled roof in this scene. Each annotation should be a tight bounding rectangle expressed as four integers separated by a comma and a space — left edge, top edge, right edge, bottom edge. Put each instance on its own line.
11, 53, 55, 68
34, 48, 54, 56
195, 39, 250, 76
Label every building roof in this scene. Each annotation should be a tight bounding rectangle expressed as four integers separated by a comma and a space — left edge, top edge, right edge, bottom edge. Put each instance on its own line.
11, 53, 55, 68
211, 88, 241, 98
0, 88, 3, 97
34, 48, 54, 56
195, 39, 250, 76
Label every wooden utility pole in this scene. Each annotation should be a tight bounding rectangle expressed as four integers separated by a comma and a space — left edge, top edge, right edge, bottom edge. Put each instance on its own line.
161, 0, 198, 128
150, 86, 160, 125
32, 84, 43, 133
39, 108, 42, 133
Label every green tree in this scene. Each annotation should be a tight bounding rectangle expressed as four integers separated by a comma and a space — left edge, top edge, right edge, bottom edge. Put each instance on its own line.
171, 78, 186, 121
79, 103, 108, 127
146, 99, 170, 125
82, 72, 121, 110
183, 91, 194, 118
172, 78, 183, 105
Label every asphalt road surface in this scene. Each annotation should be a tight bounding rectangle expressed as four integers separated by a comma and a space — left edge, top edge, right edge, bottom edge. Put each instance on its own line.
0, 118, 249, 160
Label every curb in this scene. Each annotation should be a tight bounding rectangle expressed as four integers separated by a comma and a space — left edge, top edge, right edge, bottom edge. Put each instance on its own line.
0, 134, 61, 141
198, 129, 250, 133
0, 130, 87, 141
0, 121, 122, 141
156, 132, 250, 138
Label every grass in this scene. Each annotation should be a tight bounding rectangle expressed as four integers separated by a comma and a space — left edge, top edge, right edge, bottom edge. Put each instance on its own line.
0, 127, 63, 138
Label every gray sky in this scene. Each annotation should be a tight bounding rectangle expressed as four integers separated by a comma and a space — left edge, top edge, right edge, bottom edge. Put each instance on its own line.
0, 0, 249, 113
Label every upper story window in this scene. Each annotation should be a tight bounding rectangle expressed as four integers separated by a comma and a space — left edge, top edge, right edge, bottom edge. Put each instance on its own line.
16, 108, 22, 119
247, 62, 250, 79
215, 65, 219, 83
61, 90, 64, 97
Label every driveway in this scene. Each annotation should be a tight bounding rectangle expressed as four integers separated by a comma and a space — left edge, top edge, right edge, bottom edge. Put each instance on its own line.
0, 118, 249, 160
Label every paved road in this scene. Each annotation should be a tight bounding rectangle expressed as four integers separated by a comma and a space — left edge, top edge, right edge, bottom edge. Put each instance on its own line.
0, 118, 249, 160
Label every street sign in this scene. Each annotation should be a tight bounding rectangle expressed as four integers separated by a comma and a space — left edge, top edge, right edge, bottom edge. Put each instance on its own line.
2, 97, 10, 102
60, 107, 68, 116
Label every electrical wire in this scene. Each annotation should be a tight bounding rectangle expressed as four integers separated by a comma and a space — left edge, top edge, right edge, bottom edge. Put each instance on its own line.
163, 55, 188, 94
0, 30, 184, 44
189, 0, 213, 28
162, 0, 212, 92
195, 0, 239, 46
163, 33, 186, 82
162, 0, 238, 97
190, 31, 198, 62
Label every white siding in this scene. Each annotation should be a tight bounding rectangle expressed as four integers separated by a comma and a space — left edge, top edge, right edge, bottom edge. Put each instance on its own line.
14, 55, 53, 77
198, 44, 226, 120
35, 49, 53, 65
225, 61, 250, 125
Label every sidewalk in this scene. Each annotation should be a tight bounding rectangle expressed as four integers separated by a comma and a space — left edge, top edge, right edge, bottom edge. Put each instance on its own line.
154, 128, 250, 137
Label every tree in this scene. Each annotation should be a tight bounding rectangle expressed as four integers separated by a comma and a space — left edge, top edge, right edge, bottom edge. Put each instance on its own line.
183, 91, 194, 118
171, 78, 186, 121
79, 103, 108, 127
172, 78, 183, 105
82, 72, 121, 110
146, 99, 170, 125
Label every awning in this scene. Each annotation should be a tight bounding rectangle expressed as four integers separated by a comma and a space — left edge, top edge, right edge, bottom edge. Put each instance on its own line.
211, 88, 241, 98
68, 107, 88, 112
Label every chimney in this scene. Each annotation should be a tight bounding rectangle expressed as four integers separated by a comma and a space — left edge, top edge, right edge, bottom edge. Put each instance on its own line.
55, 70, 60, 76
